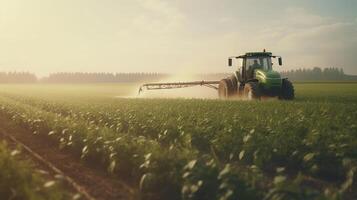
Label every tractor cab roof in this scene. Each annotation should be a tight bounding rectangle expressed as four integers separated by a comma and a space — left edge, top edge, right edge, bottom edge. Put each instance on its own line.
238, 52, 273, 58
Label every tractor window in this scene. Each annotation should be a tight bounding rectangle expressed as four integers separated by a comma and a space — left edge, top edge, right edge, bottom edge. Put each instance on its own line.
246, 57, 272, 71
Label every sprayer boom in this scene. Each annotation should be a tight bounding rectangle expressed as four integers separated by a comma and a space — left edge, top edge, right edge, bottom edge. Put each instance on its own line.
138, 80, 220, 94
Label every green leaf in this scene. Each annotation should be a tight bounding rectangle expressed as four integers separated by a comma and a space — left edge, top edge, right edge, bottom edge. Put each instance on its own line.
43, 180, 56, 188
274, 175, 286, 185
303, 153, 315, 162
239, 150, 245, 160
185, 160, 197, 170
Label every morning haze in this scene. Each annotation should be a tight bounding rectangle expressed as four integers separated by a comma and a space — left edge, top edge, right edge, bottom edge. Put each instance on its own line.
0, 0, 356, 75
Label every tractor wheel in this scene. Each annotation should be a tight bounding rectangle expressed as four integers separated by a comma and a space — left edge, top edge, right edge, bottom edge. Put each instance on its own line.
243, 82, 261, 100
218, 79, 235, 99
229, 75, 238, 93
279, 79, 294, 100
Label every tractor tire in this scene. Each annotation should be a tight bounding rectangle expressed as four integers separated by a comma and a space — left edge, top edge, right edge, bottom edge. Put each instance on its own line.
228, 75, 238, 93
243, 82, 261, 100
218, 78, 235, 99
279, 79, 294, 100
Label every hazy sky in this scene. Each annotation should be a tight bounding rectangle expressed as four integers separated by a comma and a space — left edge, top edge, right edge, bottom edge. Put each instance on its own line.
0, 0, 356, 75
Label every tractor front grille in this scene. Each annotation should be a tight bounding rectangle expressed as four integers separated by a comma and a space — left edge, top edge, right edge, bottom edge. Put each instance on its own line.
265, 78, 282, 88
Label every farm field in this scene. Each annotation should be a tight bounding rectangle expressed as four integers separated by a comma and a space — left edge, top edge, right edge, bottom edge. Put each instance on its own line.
0, 82, 356, 200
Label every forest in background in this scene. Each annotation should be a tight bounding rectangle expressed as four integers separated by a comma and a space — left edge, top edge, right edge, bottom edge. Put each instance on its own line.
280, 67, 357, 81
0, 67, 356, 83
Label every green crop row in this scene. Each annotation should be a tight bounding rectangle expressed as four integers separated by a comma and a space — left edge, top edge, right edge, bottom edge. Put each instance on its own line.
0, 141, 69, 200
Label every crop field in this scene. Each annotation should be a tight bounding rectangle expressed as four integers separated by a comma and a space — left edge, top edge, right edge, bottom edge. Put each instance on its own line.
0, 83, 356, 200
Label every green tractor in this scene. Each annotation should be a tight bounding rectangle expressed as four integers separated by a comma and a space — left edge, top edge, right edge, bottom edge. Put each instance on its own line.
139, 50, 294, 100
219, 51, 294, 100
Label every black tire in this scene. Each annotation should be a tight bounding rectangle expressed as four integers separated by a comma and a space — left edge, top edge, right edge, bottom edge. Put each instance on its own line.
218, 79, 235, 99
228, 75, 238, 93
243, 82, 261, 100
279, 79, 294, 100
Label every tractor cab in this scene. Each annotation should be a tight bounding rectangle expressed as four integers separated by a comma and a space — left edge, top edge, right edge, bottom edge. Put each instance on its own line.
228, 51, 282, 82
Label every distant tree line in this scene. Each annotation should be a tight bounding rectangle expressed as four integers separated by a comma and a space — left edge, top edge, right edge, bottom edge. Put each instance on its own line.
0, 72, 37, 83
0, 68, 356, 83
281, 67, 357, 81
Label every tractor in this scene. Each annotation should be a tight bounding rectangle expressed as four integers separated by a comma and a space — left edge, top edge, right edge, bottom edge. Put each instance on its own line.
139, 50, 294, 100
